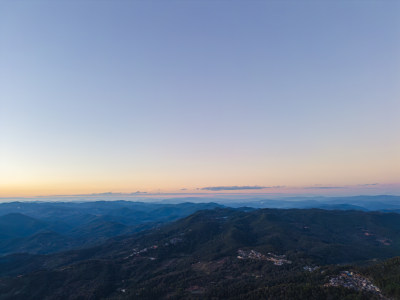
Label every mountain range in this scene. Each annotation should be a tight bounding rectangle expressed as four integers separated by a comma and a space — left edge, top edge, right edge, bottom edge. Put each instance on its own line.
1, 206, 400, 299
0, 201, 221, 255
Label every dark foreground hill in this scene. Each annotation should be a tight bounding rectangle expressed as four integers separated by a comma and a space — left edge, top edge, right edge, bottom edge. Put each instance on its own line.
1, 208, 400, 299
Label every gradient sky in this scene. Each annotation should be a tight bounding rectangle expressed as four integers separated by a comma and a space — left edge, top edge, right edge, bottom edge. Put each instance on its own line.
1, 1, 399, 197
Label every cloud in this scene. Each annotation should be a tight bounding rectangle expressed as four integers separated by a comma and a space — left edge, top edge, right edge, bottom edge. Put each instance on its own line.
71, 191, 148, 196
89, 192, 121, 196
201, 186, 269, 191
358, 183, 379, 186
304, 186, 347, 190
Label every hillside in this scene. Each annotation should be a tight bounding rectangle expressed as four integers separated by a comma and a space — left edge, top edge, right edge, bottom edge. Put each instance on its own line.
0, 202, 222, 255
0, 213, 49, 239
1, 208, 400, 299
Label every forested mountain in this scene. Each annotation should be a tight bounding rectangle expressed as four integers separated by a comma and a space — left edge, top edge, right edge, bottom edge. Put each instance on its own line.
0, 201, 221, 255
1, 208, 400, 299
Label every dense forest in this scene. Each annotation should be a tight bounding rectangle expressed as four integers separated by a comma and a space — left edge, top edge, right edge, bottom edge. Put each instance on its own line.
0, 207, 400, 299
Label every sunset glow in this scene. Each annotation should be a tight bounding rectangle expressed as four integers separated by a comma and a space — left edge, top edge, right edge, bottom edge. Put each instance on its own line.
1, 1, 399, 199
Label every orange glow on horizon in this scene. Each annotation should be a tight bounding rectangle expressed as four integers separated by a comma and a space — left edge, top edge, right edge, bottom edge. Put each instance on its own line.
1, 182, 400, 198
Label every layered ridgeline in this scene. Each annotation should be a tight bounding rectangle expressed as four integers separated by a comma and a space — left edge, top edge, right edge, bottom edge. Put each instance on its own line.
0, 201, 222, 255
1, 208, 400, 299
1, 195, 399, 256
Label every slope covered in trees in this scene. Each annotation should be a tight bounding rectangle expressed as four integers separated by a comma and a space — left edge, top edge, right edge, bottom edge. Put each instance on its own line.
1, 208, 400, 299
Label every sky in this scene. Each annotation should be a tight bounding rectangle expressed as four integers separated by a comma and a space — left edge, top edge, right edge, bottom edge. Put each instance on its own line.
0, 1, 399, 198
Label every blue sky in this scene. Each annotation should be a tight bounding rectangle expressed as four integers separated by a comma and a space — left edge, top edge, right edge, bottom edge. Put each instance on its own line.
0, 1, 399, 197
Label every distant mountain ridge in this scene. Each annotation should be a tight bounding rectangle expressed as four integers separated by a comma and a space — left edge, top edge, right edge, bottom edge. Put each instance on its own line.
223, 195, 400, 211
1, 196, 399, 256
0, 202, 222, 255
